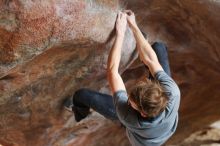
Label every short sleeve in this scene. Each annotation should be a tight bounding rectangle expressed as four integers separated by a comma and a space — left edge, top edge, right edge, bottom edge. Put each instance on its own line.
154, 71, 181, 112
113, 90, 129, 121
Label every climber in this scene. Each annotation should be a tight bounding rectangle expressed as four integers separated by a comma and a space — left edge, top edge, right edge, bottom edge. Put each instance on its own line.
64, 10, 180, 146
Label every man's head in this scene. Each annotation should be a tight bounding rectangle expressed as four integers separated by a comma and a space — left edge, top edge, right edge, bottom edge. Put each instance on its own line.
128, 79, 168, 118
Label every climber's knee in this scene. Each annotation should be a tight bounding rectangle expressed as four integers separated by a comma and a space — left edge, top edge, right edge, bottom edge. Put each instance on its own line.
74, 88, 90, 98
152, 42, 167, 52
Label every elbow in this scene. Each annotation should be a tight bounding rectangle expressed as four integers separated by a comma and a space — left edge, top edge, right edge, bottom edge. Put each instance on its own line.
107, 67, 119, 81
107, 69, 118, 78
107, 69, 114, 85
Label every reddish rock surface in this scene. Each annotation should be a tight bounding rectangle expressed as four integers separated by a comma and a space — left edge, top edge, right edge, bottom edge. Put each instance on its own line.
0, 0, 220, 146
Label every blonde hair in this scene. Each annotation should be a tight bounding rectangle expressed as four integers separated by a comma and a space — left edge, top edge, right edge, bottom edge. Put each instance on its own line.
129, 79, 168, 118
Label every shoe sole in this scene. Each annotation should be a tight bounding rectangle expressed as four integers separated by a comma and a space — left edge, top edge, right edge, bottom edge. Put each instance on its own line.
64, 106, 73, 112
64, 97, 73, 112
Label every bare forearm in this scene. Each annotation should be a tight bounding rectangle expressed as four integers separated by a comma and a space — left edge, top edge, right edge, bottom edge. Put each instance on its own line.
124, 10, 163, 76
131, 24, 163, 75
131, 25, 158, 65
107, 35, 124, 72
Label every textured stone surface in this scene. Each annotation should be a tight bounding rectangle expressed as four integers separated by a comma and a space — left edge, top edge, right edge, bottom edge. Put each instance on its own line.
0, 0, 220, 146
176, 121, 220, 146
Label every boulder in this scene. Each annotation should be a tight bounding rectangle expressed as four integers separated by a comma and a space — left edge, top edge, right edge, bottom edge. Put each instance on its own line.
0, 0, 220, 146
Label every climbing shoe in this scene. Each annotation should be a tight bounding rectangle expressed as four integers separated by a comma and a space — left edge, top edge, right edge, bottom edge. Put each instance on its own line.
64, 97, 90, 122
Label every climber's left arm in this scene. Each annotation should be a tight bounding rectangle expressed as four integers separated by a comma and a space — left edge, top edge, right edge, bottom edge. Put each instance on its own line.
107, 12, 127, 93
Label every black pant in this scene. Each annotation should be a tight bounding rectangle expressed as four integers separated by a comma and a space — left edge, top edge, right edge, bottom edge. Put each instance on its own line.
72, 42, 171, 121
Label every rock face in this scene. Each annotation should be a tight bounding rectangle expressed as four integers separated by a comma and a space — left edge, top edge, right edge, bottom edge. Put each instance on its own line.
0, 0, 220, 146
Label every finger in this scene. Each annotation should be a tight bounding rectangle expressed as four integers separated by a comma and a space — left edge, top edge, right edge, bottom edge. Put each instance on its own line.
121, 13, 127, 19
121, 12, 126, 16
119, 11, 123, 19
117, 11, 121, 19
117, 11, 121, 21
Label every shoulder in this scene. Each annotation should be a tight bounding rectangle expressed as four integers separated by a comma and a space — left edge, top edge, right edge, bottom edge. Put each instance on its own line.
155, 71, 180, 97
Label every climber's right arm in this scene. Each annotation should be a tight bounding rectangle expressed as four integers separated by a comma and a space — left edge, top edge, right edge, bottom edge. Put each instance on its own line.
107, 12, 127, 94
125, 10, 163, 76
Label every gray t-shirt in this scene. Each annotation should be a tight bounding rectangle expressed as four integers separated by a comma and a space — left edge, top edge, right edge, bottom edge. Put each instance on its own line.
113, 71, 181, 146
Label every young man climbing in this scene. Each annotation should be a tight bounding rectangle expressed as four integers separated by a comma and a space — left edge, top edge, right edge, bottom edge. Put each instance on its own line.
64, 10, 180, 146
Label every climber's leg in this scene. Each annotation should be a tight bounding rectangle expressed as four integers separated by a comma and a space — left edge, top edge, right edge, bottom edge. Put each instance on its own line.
71, 88, 118, 122
149, 42, 171, 79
